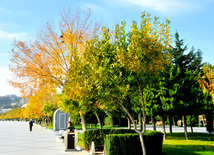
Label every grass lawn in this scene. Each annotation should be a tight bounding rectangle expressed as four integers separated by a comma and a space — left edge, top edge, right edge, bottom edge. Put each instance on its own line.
77, 131, 214, 154
162, 132, 214, 155
78, 133, 84, 149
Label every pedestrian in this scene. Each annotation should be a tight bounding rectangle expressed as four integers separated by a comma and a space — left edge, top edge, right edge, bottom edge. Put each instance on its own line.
29, 119, 33, 131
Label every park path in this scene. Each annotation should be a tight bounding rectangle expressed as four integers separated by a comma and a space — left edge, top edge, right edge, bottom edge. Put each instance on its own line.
0, 121, 211, 155
0, 121, 88, 155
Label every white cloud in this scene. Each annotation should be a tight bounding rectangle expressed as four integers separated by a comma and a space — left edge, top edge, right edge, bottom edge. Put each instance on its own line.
0, 29, 27, 40
0, 66, 21, 96
128, 0, 181, 11
116, 0, 199, 14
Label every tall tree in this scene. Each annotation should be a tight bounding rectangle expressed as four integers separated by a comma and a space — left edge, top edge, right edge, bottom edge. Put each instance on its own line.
9, 8, 100, 96
86, 13, 172, 155
200, 64, 214, 133
171, 32, 204, 140
9, 8, 101, 130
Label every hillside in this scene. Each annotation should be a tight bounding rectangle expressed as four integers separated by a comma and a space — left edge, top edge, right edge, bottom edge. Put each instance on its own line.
0, 95, 22, 109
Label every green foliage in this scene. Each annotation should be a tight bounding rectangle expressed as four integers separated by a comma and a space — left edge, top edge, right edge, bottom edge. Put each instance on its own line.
104, 115, 112, 126
60, 98, 81, 124
104, 130, 163, 155
41, 101, 58, 118
172, 32, 203, 74
186, 115, 198, 126
69, 112, 81, 125
83, 129, 136, 151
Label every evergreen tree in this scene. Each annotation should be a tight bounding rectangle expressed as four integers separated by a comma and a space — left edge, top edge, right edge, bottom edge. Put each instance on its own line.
171, 32, 205, 139
172, 32, 203, 73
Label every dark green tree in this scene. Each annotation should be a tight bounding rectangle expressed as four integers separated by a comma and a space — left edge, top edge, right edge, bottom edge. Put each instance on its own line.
172, 32, 203, 73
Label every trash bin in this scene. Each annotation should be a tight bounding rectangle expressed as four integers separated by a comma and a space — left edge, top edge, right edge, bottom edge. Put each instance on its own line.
64, 124, 76, 150
64, 131, 75, 149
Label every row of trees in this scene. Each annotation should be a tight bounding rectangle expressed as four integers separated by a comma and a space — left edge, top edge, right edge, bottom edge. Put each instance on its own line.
8, 8, 214, 155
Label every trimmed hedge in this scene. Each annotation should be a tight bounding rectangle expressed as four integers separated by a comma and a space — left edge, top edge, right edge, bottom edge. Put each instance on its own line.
104, 133, 141, 155
104, 130, 163, 155
83, 129, 136, 151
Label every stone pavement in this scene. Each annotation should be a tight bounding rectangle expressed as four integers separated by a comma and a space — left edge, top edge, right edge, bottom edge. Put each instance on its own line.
0, 121, 212, 155
0, 121, 88, 155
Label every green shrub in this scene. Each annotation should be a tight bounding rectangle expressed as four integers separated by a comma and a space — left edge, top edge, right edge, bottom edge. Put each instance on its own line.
104, 130, 163, 155
83, 129, 136, 151
104, 134, 141, 155
143, 130, 163, 154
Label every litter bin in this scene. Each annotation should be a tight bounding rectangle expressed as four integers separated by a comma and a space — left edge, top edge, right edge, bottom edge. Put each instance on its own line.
64, 121, 76, 150
64, 131, 75, 149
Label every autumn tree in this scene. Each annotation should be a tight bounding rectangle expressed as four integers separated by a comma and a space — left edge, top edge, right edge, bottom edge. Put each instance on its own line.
9, 8, 100, 97
4, 107, 22, 120
200, 64, 214, 133
9, 8, 101, 129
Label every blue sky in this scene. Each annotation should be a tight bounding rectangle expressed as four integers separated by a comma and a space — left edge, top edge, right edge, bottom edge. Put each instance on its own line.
0, 0, 213, 96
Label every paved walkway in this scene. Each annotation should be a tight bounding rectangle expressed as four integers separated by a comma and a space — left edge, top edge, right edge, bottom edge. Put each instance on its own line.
0, 121, 212, 155
0, 121, 88, 155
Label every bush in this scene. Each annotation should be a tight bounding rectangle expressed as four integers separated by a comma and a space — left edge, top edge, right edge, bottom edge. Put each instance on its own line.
83, 129, 136, 151
104, 134, 141, 155
104, 130, 163, 155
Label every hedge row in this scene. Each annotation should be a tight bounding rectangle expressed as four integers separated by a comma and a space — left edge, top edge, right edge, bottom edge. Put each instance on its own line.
83, 129, 136, 150
104, 131, 163, 155
104, 133, 141, 155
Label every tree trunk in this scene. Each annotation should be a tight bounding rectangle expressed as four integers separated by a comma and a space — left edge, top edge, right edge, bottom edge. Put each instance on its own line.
138, 82, 146, 155
42, 117, 45, 126
115, 99, 137, 129
115, 97, 145, 154
172, 117, 176, 126
190, 115, 193, 133
127, 117, 131, 129
81, 113, 87, 132
169, 115, 172, 134
95, 111, 103, 129
47, 117, 51, 127
139, 114, 142, 130
152, 115, 156, 131
183, 115, 188, 140
135, 130, 146, 155
191, 125, 193, 133
160, 115, 166, 140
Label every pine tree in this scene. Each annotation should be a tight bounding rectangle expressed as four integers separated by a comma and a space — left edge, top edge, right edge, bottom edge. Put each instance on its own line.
171, 32, 205, 140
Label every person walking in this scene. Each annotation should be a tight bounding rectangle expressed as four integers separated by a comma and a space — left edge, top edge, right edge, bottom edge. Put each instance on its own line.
29, 119, 33, 131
